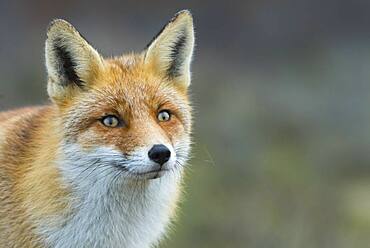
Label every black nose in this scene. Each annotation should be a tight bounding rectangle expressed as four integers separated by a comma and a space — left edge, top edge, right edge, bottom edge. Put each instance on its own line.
148, 144, 171, 165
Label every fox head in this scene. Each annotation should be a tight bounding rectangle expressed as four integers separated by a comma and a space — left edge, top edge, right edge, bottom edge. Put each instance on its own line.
45, 10, 194, 182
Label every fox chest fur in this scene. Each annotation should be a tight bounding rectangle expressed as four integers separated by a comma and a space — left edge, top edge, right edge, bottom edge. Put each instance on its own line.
0, 10, 194, 248
42, 147, 181, 248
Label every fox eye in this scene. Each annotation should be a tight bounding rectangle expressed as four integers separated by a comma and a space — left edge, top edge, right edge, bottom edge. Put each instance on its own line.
101, 115, 120, 128
157, 110, 171, 122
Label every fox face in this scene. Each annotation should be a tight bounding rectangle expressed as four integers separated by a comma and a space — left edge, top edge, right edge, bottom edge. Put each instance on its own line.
45, 11, 194, 182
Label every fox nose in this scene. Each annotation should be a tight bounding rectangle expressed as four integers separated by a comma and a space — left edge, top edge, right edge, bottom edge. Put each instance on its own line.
148, 144, 171, 165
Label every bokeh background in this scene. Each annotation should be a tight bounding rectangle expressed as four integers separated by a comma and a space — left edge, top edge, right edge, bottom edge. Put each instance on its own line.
1, 0, 370, 247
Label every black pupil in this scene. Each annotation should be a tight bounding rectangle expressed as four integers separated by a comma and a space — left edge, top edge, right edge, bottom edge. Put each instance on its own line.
105, 116, 115, 126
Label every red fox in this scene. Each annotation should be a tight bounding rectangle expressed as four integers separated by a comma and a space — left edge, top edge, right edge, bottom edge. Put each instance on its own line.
0, 10, 194, 248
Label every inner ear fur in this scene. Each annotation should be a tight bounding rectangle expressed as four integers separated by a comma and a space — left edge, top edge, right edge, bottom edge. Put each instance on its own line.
144, 10, 195, 87
45, 19, 104, 101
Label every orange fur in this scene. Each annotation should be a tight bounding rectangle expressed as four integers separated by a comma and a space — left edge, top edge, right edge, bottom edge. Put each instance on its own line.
0, 10, 194, 247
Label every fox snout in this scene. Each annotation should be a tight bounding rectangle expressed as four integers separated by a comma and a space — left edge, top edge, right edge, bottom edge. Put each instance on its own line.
148, 144, 171, 166
136, 143, 176, 179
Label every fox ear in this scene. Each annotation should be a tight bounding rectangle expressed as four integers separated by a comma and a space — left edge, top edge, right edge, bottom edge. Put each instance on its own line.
144, 10, 195, 88
45, 19, 104, 102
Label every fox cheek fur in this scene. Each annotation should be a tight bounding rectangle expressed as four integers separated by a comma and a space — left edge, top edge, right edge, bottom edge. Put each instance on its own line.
0, 10, 194, 248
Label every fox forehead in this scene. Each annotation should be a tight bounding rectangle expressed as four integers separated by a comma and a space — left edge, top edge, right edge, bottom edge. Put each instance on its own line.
97, 57, 187, 111
98, 56, 189, 106
57, 56, 192, 146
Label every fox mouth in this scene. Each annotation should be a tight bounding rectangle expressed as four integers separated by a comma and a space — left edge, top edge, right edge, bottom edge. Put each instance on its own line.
134, 168, 169, 179
136, 168, 169, 175
114, 165, 170, 180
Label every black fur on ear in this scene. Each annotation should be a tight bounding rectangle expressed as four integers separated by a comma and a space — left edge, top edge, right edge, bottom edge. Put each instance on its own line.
53, 38, 84, 87
45, 19, 104, 101
167, 32, 188, 78
144, 10, 195, 87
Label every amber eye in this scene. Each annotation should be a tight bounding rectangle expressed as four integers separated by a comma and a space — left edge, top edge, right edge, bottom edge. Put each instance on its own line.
157, 110, 171, 122
101, 115, 120, 128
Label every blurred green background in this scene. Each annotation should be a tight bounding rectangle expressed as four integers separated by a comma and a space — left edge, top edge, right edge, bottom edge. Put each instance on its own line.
1, 0, 370, 247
